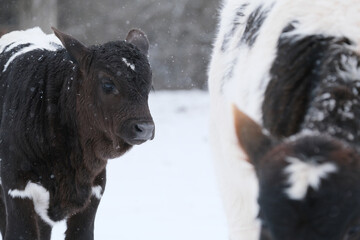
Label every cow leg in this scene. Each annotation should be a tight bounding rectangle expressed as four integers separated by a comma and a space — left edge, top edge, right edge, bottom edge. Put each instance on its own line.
65, 169, 106, 240
38, 217, 52, 240
4, 197, 39, 240
65, 197, 101, 240
0, 186, 7, 238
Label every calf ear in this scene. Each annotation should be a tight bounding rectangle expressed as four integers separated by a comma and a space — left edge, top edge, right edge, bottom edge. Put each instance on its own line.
233, 105, 272, 166
51, 27, 90, 65
126, 29, 149, 56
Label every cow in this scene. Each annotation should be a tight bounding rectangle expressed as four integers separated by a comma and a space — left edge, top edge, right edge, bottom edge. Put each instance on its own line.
208, 0, 360, 239
0, 27, 154, 240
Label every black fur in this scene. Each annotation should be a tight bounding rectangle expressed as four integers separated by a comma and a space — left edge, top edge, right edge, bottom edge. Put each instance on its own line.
240, 4, 272, 47
263, 34, 341, 138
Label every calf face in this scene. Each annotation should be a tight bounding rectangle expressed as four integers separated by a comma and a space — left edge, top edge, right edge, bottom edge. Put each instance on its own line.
53, 28, 155, 159
233, 106, 360, 240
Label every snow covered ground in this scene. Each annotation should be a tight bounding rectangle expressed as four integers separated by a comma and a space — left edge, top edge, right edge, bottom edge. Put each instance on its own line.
49, 90, 228, 240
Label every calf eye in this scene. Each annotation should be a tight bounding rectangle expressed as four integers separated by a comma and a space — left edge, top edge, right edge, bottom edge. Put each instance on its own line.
345, 224, 360, 240
102, 82, 119, 95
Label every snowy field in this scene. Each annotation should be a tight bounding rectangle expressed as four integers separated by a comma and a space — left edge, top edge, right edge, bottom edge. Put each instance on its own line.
49, 90, 228, 240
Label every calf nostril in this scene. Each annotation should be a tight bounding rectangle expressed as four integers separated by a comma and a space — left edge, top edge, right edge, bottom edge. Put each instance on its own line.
133, 122, 155, 140
135, 124, 143, 133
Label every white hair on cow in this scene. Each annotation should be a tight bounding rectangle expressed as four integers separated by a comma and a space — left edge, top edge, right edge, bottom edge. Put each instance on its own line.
91, 185, 103, 200
284, 157, 338, 200
280, 1, 360, 49
122, 57, 136, 71
8, 181, 56, 226
0, 27, 63, 72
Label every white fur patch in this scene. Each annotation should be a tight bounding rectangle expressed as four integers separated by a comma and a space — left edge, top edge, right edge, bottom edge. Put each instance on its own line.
122, 57, 135, 71
0, 27, 63, 72
91, 185, 103, 200
8, 181, 56, 226
284, 157, 338, 200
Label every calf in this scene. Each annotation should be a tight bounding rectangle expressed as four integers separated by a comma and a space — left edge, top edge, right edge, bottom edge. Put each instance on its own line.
209, 0, 360, 239
0, 27, 154, 239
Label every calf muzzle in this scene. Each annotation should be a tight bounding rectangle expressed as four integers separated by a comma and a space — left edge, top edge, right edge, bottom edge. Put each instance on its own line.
134, 122, 155, 141
119, 120, 155, 145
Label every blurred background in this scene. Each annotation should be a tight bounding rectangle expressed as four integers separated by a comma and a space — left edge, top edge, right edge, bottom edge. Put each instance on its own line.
0, 0, 219, 90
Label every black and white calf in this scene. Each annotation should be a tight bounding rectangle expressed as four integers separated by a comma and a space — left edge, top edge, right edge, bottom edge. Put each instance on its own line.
0, 27, 154, 239
209, 0, 360, 239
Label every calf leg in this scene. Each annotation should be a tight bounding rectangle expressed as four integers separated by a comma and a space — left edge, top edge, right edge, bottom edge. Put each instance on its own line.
38, 217, 52, 240
0, 186, 7, 238
4, 197, 39, 240
65, 197, 101, 240
65, 169, 106, 240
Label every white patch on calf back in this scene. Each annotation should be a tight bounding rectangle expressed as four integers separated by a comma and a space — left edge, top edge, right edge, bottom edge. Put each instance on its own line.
8, 181, 56, 226
91, 185, 103, 200
284, 157, 338, 200
122, 57, 135, 71
0, 27, 63, 72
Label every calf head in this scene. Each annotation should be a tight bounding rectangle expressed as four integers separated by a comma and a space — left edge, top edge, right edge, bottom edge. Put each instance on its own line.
52, 27, 154, 159
233, 106, 360, 240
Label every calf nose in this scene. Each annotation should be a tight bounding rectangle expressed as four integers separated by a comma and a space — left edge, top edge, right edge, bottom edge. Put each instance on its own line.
134, 122, 155, 141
